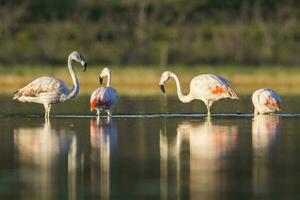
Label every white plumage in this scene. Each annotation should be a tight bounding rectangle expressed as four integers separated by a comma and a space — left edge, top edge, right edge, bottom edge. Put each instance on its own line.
159, 71, 239, 116
90, 67, 118, 120
13, 51, 87, 119
252, 88, 281, 115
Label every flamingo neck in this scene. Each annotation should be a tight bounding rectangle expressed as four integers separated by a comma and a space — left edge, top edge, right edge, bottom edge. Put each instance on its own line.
66, 57, 79, 100
106, 70, 111, 87
170, 73, 193, 103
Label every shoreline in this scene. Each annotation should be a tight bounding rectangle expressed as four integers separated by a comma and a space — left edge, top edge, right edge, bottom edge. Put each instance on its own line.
2, 65, 300, 96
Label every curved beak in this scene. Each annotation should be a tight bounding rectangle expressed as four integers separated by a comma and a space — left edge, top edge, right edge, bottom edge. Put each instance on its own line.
99, 76, 103, 85
159, 84, 165, 93
82, 61, 88, 72
271, 99, 280, 112
228, 88, 239, 99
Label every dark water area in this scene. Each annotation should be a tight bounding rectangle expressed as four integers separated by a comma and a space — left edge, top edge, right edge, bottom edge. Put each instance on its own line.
1, 95, 300, 199
2, 94, 300, 116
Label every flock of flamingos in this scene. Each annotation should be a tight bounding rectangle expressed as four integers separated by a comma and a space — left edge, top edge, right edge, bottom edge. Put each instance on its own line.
12, 51, 281, 120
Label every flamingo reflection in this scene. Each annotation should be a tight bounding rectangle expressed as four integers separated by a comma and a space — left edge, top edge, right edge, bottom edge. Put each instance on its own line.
90, 119, 117, 200
252, 115, 281, 196
160, 119, 238, 200
14, 121, 78, 200
252, 115, 280, 156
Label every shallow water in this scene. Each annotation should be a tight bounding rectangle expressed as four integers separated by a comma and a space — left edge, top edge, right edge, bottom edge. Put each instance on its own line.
4, 94, 300, 116
1, 95, 300, 199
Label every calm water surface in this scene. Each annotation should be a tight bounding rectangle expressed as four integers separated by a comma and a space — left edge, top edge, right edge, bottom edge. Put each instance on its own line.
1, 95, 300, 199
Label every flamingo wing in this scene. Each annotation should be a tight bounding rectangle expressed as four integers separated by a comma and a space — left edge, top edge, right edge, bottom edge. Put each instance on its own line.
13, 76, 67, 101
190, 74, 237, 100
210, 75, 238, 98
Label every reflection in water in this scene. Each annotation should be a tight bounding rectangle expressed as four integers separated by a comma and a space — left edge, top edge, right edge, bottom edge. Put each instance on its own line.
14, 119, 117, 200
252, 115, 281, 196
90, 119, 117, 200
14, 121, 77, 200
160, 119, 238, 199
252, 115, 280, 157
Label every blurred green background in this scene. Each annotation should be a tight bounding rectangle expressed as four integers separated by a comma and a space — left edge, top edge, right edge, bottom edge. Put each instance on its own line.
1, 0, 299, 66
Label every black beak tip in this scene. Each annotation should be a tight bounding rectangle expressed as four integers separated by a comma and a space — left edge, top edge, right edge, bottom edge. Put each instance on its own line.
159, 85, 165, 93
83, 62, 88, 72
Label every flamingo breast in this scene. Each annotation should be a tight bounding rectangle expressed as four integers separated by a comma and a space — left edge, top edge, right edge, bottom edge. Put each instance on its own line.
90, 87, 118, 111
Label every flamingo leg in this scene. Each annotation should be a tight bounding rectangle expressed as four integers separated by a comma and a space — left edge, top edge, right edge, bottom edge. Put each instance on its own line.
107, 110, 112, 117
107, 116, 112, 124
44, 104, 51, 119
48, 104, 51, 118
206, 105, 211, 117
95, 109, 100, 124
43, 104, 47, 118
96, 109, 100, 117
107, 110, 112, 123
206, 101, 213, 117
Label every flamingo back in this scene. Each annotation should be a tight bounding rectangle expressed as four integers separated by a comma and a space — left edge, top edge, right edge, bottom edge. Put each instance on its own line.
13, 76, 69, 104
190, 74, 238, 101
90, 87, 118, 112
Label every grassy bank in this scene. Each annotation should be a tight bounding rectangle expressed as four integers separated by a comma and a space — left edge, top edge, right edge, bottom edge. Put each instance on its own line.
1, 65, 300, 96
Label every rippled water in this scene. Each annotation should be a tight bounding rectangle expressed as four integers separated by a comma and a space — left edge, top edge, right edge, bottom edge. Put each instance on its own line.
1, 95, 300, 199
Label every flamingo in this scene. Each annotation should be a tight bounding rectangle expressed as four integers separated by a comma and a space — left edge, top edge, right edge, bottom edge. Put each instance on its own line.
252, 88, 281, 115
159, 71, 239, 116
90, 67, 118, 120
13, 51, 88, 119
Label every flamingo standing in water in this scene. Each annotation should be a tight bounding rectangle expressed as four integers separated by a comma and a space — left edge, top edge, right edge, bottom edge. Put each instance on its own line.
90, 67, 118, 120
252, 88, 281, 115
13, 51, 88, 119
159, 71, 239, 116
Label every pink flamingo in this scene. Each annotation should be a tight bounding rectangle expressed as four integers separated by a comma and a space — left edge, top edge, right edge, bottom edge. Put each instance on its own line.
90, 67, 118, 120
159, 71, 239, 116
252, 88, 281, 115
13, 51, 87, 119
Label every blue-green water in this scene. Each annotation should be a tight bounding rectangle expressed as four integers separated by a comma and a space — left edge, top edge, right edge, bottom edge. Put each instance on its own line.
1, 95, 300, 199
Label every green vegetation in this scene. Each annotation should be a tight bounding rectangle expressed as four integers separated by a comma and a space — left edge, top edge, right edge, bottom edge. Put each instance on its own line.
2, 65, 300, 96
0, 0, 300, 66
1, 1, 299, 96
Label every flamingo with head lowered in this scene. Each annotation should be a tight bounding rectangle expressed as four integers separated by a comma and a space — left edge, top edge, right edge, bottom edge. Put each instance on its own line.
159, 71, 239, 117
252, 88, 281, 115
90, 67, 118, 120
13, 51, 88, 119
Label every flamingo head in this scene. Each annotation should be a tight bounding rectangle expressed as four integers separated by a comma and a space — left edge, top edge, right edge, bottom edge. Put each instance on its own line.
159, 71, 172, 93
228, 87, 239, 99
70, 51, 88, 72
264, 98, 281, 112
99, 67, 111, 85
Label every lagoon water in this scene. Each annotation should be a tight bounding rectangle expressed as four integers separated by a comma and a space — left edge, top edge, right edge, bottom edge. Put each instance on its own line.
1, 95, 300, 199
